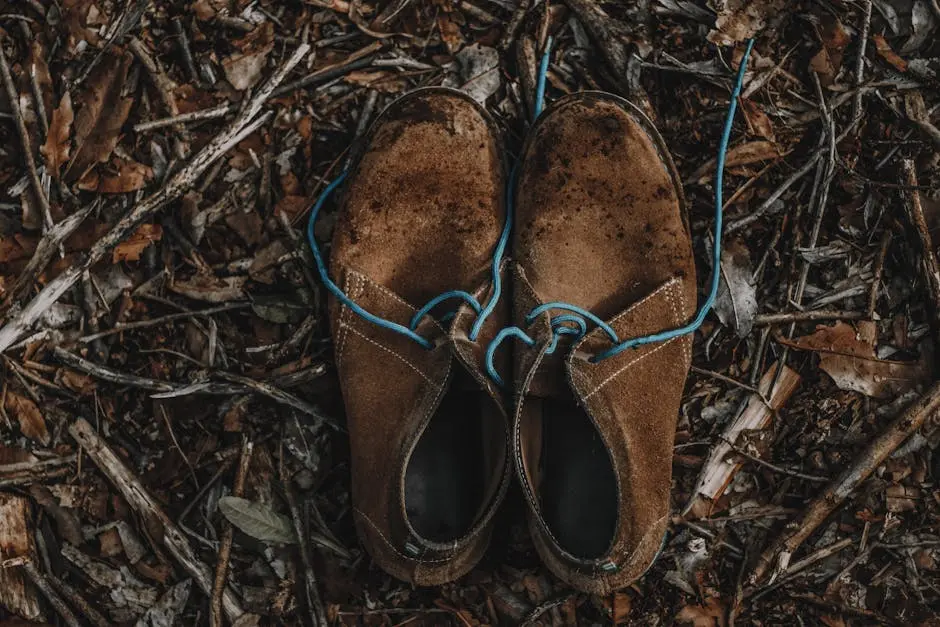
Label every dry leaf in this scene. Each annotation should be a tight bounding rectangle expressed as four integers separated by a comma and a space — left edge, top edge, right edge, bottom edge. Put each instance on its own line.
781, 321, 929, 399
58, 368, 97, 395
274, 195, 310, 223
885, 484, 920, 513
676, 596, 727, 627
218, 496, 297, 544
810, 15, 851, 86
437, 12, 465, 53
41, 92, 74, 178
112, 223, 163, 263
3, 391, 50, 445
170, 274, 246, 303
79, 158, 154, 194
708, 0, 786, 45
456, 44, 501, 104
223, 23, 275, 91
135, 579, 192, 627
743, 100, 775, 142
689, 140, 784, 183
65, 51, 134, 182
714, 238, 758, 338
873, 34, 909, 72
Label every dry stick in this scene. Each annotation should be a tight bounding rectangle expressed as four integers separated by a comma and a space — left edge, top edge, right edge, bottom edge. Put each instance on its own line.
867, 229, 892, 318
281, 442, 328, 627
21, 561, 81, 627
748, 379, 940, 585
0, 42, 311, 353
79, 302, 250, 343
134, 103, 231, 133
211, 438, 253, 627
725, 147, 825, 234
851, 0, 873, 125
54, 346, 340, 428
172, 17, 200, 84
0, 36, 52, 233
45, 571, 112, 627
5, 205, 93, 306
128, 36, 189, 158
753, 309, 866, 326
900, 159, 940, 359
69, 418, 246, 621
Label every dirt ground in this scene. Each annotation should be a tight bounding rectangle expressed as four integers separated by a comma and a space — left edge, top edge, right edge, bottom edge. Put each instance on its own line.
0, 0, 939, 625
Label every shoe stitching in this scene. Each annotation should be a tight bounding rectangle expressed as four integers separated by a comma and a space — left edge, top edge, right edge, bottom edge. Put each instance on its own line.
346, 269, 447, 336
353, 508, 453, 565
334, 273, 362, 370
663, 280, 692, 364
338, 323, 437, 386
601, 277, 681, 329
581, 336, 682, 400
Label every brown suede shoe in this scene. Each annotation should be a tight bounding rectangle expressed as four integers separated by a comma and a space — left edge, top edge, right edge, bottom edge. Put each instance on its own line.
512, 93, 695, 594
328, 89, 510, 585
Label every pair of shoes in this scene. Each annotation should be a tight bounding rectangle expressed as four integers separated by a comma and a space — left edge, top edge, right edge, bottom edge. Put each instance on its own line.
309, 43, 752, 593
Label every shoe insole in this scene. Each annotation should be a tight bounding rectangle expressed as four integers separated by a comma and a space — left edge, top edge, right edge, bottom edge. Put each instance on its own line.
540, 397, 617, 559
404, 389, 485, 543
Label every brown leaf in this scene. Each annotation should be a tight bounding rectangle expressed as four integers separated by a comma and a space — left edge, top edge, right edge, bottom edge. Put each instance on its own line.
708, 0, 786, 45
743, 100, 776, 142
222, 23, 275, 91
40, 92, 74, 178
112, 223, 163, 263
810, 16, 850, 86
437, 12, 465, 53
873, 34, 908, 72
64, 51, 134, 183
676, 597, 727, 627
689, 140, 785, 183
170, 274, 247, 303
3, 391, 49, 445
79, 158, 153, 194
274, 195, 310, 223
781, 321, 929, 399
58, 369, 97, 395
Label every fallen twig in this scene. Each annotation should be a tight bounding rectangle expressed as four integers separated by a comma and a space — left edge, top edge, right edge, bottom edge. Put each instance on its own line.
211, 438, 252, 627
22, 561, 81, 627
748, 380, 940, 585
78, 302, 249, 343
4, 205, 93, 307
69, 418, 246, 621
900, 159, 940, 363
0, 34, 52, 233
0, 42, 310, 353
754, 310, 866, 326
53, 347, 339, 429
281, 440, 328, 627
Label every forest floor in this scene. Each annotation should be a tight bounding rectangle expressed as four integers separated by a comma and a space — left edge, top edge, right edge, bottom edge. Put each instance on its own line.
0, 0, 939, 625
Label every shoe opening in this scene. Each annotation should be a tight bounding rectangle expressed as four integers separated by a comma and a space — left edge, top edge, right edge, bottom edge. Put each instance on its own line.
520, 391, 617, 559
404, 365, 505, 544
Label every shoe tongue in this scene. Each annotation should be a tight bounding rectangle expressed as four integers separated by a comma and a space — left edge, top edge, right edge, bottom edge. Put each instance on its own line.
525, 338, 576, 399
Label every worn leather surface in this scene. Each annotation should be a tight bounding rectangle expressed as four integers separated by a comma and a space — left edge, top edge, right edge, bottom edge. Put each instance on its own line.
329, 89, 509, 585
512, 93, 696, 594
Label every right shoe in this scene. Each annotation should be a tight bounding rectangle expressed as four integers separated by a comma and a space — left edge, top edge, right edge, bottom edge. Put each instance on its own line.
509, 92, 697, 594
325, 89, 511, 585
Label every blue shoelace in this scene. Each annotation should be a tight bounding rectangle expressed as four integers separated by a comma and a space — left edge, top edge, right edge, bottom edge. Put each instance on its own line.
307, 37, 756, 386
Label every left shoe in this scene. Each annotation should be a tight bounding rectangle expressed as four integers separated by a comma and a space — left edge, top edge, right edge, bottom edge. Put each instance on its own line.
509, 92, 696, 594
326, 88, 511, 585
